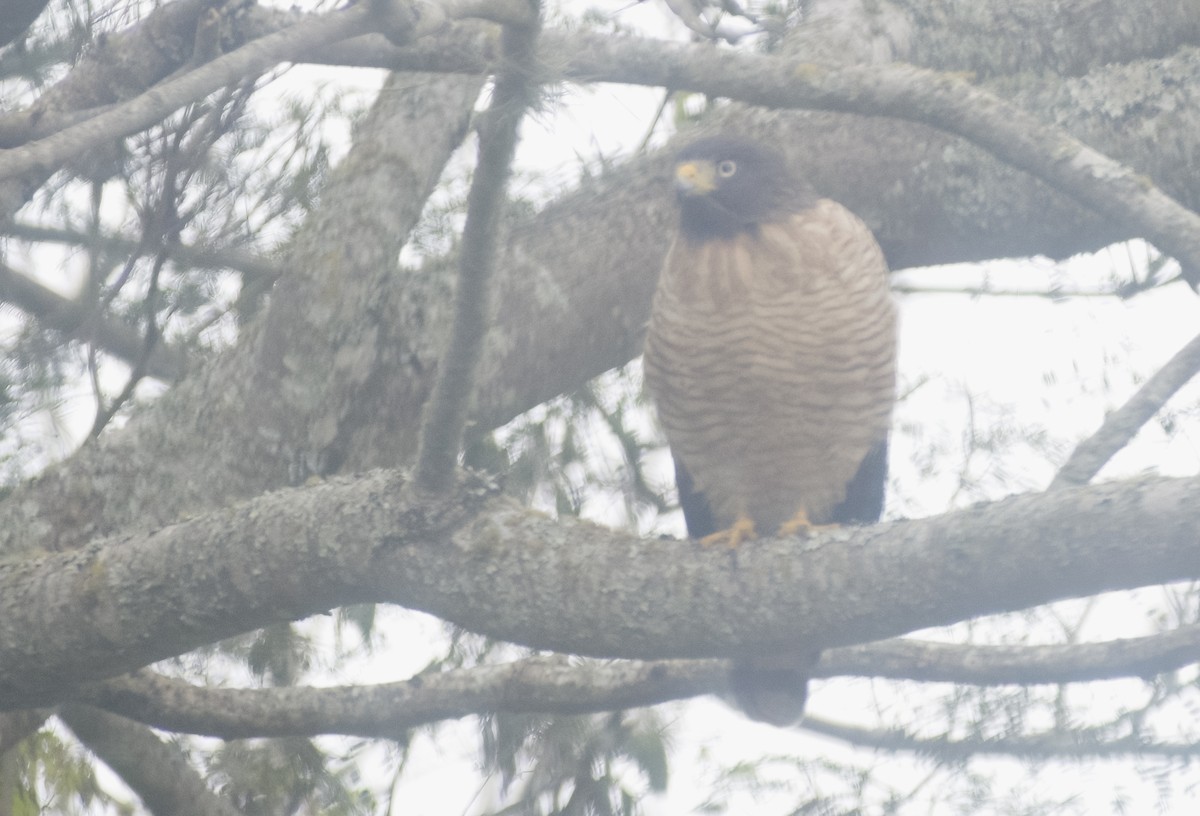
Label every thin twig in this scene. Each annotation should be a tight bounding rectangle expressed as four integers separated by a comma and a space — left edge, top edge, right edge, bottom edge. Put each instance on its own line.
88, 252, 168, 438
803, 715, 1200, 760
1051, 330, 1200, 489
891, 284, 1157, 299
0, 3, 378, 183
0, 263, 184, 380
1, 221, 277, 280
818, 623, 1200, 685
414, 4, 540, 494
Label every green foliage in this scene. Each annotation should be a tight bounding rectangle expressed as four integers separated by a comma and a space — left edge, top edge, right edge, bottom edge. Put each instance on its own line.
337, 604, 379, 653
208, 737, 376, 816
479, 709, 669, 815
0, 9, 357, 457
245, 623, 314, 687
0, 318, 76, 483
13, 727, 129, 816
496, 363, 671, 534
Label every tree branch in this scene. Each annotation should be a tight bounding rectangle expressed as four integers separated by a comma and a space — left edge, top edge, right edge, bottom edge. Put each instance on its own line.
3, 221, 278, 280
547, 34, 1200, 281
820, 624, 1200, 685
0, 3, 381, 185
0, 0, 49, 49
2, 468, 1198, 709
58, 704, 240, 816
290, 1, 1200, 82
80, 621, 1200, 738
82, 659, 720, 739
250, 18, 1200, 279
1051, 329, 1200, 489
414, 4, 539, 494
803, 715, 1200, 761
0, 262, 185, 381
0, 0, 220, 218
4, 6, 1198, 561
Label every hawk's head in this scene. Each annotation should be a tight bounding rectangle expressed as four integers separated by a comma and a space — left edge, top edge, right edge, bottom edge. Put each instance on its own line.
673, 136, 816, 242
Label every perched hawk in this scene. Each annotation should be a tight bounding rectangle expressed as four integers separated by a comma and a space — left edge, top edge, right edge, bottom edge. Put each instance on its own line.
643, 135, 897, 725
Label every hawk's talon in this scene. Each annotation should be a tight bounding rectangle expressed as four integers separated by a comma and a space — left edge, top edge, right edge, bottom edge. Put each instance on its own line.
698, 514, 757, 548
778, 508, 839, 538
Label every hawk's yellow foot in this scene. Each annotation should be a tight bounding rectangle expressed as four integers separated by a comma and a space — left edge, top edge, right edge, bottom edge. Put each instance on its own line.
698, 514, 757, 548
777, 508, 840, 538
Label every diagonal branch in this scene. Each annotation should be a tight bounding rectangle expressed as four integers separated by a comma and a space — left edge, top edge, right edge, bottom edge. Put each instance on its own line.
2, 467, 1198, 709
0, 0, 219, 218
0, 3, 379, 185
414, 4, 540, 494
1051, 329, 1200, 489
0, 0, 539, 193
0, 262, 185, 380
0, 0, 49, 49
59, 704, 240, 816
3, 221, 278, 280
81, 622, 1200, 739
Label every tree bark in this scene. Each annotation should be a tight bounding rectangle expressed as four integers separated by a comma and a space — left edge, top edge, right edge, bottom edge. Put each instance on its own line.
2, 470, 1197, 709
59, 705, 240, 816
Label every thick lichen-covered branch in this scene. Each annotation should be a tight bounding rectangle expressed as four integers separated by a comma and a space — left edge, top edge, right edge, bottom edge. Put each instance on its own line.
2, 468, 1199, 709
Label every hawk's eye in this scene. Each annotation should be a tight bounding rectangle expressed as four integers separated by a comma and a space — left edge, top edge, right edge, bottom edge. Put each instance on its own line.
717, 160, 737, 177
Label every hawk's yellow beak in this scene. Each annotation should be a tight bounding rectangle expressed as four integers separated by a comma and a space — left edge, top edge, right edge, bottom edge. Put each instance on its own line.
675, 160, 717, 195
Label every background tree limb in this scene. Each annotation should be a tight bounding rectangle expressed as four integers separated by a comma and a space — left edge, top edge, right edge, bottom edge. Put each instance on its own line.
59, 704, 240, 816
0, 261, 185, 380
1052, 329, 1200, 488
80, 622, 1200, 739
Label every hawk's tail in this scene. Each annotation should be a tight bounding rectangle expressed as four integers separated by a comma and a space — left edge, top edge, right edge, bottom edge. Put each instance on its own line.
729, 658, 814, 727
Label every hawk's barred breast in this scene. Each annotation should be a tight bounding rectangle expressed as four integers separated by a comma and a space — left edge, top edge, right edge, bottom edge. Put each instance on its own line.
642, 135, 897, 726
644, 200, 896, 532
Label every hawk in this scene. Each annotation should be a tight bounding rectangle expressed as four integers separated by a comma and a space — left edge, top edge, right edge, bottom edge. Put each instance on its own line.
642, 135, 897, 725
